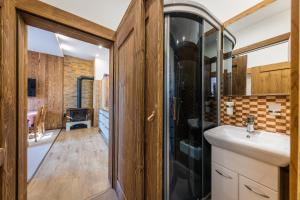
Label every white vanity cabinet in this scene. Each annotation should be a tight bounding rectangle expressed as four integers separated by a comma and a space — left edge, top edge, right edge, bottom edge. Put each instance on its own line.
211, 146, 280, 200
239, 176, 278, 200
212, 162, 238, 200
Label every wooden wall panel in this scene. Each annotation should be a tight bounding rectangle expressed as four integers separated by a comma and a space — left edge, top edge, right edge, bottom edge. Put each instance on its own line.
63, 55, 94, 110
27, 52, 46, 111
249, 62, 291, 95
101, 75, 109, 110
46, 54, 64, 129
93, 80, 102, 127
145, 0, 164, 199
28, 52, 95, 129
27, 51, 64, 130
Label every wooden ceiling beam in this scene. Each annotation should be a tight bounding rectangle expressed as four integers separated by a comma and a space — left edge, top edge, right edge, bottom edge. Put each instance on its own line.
15, 0, 115, 41
223, 0, 276, 28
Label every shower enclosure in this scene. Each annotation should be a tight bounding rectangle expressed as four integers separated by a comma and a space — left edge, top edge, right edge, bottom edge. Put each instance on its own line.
164, 2, 222, 199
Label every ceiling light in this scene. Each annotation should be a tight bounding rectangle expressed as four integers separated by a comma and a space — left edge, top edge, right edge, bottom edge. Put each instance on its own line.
96, 54, 100, 57
98, 45, 103, 49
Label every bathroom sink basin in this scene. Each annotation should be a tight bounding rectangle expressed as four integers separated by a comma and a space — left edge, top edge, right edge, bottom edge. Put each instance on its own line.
204, 125, 290, 167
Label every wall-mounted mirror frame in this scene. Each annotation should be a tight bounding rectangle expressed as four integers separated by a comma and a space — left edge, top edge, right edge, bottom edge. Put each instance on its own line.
222, 32, 290, 97
221, 0, 291, 97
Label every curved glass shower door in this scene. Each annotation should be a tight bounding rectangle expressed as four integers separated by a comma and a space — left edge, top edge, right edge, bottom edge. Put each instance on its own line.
164, 12, 220, 200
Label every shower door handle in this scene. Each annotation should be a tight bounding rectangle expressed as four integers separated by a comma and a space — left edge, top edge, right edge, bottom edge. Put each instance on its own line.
173, 97, 177, 121
147, 111, 156, 122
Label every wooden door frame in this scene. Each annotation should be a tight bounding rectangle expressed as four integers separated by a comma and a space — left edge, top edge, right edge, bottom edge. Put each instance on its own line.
290, 0, 299, 199
15, 4, 116, 200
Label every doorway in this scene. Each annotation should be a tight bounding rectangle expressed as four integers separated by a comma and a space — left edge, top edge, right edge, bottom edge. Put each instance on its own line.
17, 12, 115, 200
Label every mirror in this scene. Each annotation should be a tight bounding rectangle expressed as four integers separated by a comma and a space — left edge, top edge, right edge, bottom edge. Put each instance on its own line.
222, 0, 291, 96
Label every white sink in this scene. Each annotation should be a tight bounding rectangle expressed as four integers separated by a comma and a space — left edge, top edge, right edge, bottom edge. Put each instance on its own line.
204, 125, 290, 167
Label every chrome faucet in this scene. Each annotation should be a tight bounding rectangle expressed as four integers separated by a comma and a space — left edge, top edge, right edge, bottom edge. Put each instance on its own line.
244, 115, 255, 133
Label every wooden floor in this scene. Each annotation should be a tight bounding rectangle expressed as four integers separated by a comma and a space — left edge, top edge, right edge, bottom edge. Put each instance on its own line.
86, 189, 118, 200
28, 128, 110, 200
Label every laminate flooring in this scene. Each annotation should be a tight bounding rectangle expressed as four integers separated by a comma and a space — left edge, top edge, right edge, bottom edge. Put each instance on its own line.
28, 129, 61, 181
28, 128, 110, 200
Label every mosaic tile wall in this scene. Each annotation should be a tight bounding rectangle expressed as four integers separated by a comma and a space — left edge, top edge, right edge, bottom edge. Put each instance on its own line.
221, 95, 290, 134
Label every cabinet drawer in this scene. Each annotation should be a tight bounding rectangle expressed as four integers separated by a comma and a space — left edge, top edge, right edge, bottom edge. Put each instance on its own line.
212, 146, 279, 191
239, 176, 279, 200
212, 162, 238, 200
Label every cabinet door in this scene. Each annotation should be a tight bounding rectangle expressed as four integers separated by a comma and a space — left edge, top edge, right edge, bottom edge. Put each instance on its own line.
212, 162, 238, 200
239, 176, 278, 200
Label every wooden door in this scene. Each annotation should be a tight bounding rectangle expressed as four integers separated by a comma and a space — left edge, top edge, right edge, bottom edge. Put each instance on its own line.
232, 55, 247, 95
114, 0, 145, 199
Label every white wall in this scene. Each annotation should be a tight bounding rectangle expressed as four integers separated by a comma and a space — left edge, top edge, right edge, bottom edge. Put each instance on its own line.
41, 0, 131, 30
94, 49, 110, 80
42, 0, 263, 30
183, 0, 262, 22
232, 8, 290, 68
246, 42, 289, 68
233, 9, 290, 49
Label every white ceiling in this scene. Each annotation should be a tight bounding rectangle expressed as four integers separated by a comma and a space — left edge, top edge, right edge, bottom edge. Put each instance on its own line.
28, 26, 109, 61
40, 0, 263, 30
28, 26, 63, 57
40, 0, 131, 31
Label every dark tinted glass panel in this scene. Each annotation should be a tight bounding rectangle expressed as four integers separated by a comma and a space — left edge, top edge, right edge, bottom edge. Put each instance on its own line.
202, 21, 220, 196
165, 13, 203, 200
164, 13, 220, 200
223, 36, 234, 96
